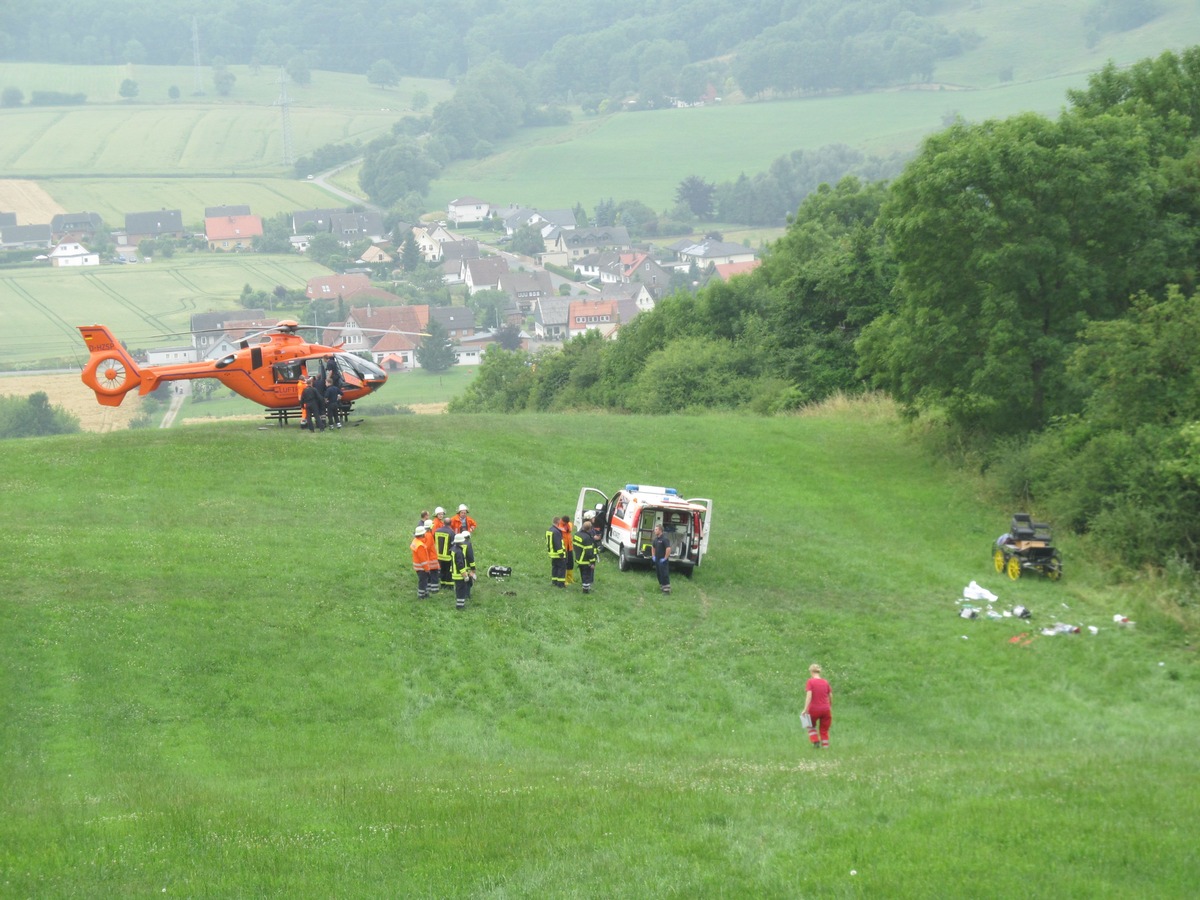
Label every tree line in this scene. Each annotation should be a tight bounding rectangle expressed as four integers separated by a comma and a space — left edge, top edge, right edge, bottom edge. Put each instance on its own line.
452, 46, 1200, 577
1, 0, 986, 100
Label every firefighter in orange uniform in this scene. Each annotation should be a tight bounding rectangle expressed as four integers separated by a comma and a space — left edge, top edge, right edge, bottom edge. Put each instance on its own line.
411, 525, 432, 599
422, 518, 440, 594
450, 503, 477, 534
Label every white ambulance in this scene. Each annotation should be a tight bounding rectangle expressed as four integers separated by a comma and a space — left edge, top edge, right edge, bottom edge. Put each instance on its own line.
575, 484, 713, 575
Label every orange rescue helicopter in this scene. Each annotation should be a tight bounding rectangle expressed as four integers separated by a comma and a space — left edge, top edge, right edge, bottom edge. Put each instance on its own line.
78, 320, 395, 425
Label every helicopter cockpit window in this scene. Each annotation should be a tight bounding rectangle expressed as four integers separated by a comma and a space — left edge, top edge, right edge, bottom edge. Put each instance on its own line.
336, 352, 386, 380
273, 360, 304, 383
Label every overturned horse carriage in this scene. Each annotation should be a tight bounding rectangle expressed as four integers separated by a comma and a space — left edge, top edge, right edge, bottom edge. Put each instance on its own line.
993, 514, 1063, 581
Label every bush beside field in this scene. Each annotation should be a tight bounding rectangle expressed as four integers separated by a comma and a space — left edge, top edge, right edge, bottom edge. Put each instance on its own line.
2, 408, 1196, 895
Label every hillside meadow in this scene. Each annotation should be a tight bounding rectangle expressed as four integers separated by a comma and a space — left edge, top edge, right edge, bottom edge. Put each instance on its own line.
2, 407, 1196, 896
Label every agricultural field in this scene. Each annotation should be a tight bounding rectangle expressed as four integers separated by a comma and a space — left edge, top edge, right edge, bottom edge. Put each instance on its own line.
2, 406, 1196, 895
428, 73, 1093, 213
0, 254, 328, 369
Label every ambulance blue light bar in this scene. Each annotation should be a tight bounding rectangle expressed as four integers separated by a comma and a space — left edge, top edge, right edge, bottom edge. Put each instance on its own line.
626, 484, 678, 495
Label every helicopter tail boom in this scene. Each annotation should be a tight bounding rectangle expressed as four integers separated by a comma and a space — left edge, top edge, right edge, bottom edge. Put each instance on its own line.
79, 325, 145, 407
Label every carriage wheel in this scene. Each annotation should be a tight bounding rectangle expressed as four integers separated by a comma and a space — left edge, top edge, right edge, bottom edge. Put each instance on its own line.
992, 548, 1006, 574
1006, 555, 1022, 580
1047, 553, 1063, 581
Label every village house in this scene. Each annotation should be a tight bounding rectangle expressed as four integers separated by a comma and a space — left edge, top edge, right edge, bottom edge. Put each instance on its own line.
189, 310, 269, 357
122, 209, 184, 246
50, 212, 103, 243
330, 211, 386, 245
673, 238, 758, 268
532, 297, 573, 341
431, 305, 477, 341
447, 196, 490, 226
292, 208, 344, 234
463, 256, 510, 294
205, 214, 264, 251
440, 239, 482, 283
1, 223, 53, 250
48, 241, 99, 267
541, 226, 632, 267
498, 269, 555, 312
357, 245, 393, 265
711, 259, 763, 281
566, 298, 620, 340
305, 273, 373, 300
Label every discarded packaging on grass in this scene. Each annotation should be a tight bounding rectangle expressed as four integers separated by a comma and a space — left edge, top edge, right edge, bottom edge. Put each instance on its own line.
963, 581, 999, 603
1113, 614, 1135, 627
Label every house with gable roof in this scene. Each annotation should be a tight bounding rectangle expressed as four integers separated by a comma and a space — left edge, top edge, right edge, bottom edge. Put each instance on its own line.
1, 223, 53, 250
675, 238, 757, 268
330, 211, 385, 245
189, 309, 267, 356
292, 208, 344, 234
50, 212, 103, 242
498, 269, 555, 312
533, 297, 573, 340
49, 241, 99, 267
205, 214, 264, 251
541, 226, 632, 267
431, 305, 476, 341
447, 196, 490, 226
463, 256, 510, 294
566, 299, 620, 340
305, 273, 373, 300
123, 209, 184, 245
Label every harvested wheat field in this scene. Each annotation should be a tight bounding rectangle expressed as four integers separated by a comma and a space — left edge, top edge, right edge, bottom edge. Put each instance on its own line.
0, 373, 139, 433
0, 181, 66, 223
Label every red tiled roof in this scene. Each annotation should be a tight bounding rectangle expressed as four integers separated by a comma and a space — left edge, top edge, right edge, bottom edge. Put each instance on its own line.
205, 215, 264, 241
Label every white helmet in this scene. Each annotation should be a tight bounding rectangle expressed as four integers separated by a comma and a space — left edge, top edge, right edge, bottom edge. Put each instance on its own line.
453, 532, 468, 544
458, 504, 469, 512
414, 525, 426, 536
434, 506, 445, 517
424, 519, 434, 529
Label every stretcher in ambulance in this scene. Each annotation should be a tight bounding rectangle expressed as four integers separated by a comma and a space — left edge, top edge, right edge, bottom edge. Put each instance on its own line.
575, 485, 712, 575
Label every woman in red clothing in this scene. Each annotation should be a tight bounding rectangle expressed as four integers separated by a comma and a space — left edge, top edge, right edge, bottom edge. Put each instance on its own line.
802, 663, 833, 748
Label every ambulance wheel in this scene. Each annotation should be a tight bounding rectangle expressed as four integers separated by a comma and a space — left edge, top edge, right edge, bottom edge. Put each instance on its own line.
618, 547, 630, 571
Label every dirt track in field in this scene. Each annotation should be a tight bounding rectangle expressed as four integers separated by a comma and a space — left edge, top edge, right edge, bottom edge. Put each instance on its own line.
0, 181, 66, 223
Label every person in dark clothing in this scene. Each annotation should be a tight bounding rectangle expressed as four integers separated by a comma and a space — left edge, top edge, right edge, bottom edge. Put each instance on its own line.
546, 517, 567, 588
324, 373, 343, 428
299, 376, 324, 431
451, 532, 472, 610
435, 519, 455, 585
651, 523, 671, 594
574, 514, 599, 594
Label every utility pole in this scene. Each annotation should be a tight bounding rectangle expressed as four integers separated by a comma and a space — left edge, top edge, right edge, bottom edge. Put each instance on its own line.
191, 17, 205, 96
276, 67, 294, 167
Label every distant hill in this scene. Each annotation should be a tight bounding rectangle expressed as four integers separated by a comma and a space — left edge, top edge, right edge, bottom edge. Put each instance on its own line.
3, 1, 1197, 101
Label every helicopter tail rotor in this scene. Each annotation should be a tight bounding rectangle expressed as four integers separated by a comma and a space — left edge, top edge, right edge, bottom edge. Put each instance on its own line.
79, 325, 144, 406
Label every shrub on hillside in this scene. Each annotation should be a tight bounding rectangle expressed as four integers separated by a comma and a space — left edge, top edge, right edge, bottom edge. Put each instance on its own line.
0, 393, 81, 438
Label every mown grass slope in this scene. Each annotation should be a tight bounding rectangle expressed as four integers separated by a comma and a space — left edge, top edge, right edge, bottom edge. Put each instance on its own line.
2, 406, 1196, 896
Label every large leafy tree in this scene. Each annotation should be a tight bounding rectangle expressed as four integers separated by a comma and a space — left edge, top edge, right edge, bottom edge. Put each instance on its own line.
858, 111, 1168, 433
758, 177, 894, 401
675, 175, 715, 219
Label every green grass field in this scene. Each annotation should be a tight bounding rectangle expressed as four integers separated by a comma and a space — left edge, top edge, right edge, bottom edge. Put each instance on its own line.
0, 255, 329, 368
2, 404, 1197, 895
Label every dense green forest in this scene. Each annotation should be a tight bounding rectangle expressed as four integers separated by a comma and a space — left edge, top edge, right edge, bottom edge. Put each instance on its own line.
452, 46, 1200, 577
3, 1, 979, 99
